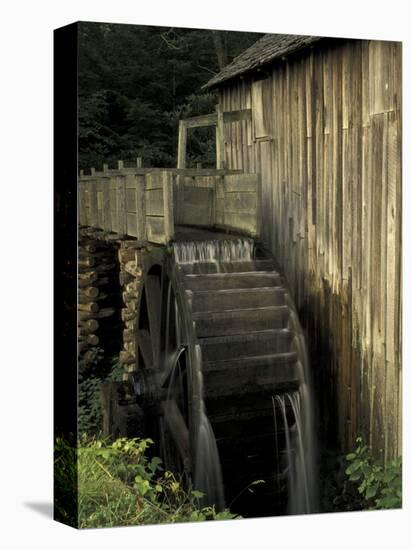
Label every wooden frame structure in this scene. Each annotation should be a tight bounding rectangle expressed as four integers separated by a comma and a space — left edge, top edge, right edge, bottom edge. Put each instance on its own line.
177, 107, 252, 170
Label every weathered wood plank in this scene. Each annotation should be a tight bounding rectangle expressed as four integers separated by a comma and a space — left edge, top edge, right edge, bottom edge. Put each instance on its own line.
224, 192, 256, 213
224, 173, 258, 193
182, 186, 214, 227
145, 188, 164, 216
146, 217, 166, 244
177, 121, 187, 169
162, 171, 174, 241
223, 108, 252, 123
183, 113, 217, 128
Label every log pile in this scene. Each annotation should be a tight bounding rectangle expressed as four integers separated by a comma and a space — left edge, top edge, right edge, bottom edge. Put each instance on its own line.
117, 240, 145, 379
78, 228, 122, 371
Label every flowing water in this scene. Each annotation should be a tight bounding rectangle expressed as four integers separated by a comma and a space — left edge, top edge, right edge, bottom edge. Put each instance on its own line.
173, 238, 254, 272
170, 237, 317, 514
193, 343, 225, 511
272, 300, 318, 514
173, 239, 256, 510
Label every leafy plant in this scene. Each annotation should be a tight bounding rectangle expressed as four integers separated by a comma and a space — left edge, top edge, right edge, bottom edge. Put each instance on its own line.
56, 435, 239, 528
319, 450, 365, 513
78, 355, 124, 436
345, 437, 402, 510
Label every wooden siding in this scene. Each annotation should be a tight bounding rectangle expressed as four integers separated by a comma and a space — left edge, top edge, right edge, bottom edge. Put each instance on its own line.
219, 39, 402, 459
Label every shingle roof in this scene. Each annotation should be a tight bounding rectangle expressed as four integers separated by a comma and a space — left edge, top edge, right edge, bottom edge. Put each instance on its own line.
203, 33, 323, 89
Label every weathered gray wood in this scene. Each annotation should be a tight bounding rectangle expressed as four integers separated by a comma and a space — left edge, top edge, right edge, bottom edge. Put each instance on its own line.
135, 175, 146, 240
101, 178, 111, 231
162, 171, 174, 241
224, 192, 256, 213
177, 120, 187, 169
223, 109, 252, 123
145, 188, 164, 216
224, 173, 258, 193
117, 176, 127, 235
146, 216, 166, 244
80, 168, 242, 179
182, 186, 214, 226
219, 38, 402, 459
216, 103, 225, 169
183, 113, 217, 128
109, 177, 118, 233
78, 183, 87, 225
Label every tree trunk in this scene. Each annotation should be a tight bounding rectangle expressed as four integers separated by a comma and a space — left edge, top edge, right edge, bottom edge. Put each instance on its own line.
211, 30, 228, 70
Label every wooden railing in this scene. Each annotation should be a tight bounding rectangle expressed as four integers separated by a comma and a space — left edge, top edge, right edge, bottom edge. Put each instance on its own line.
78, 164, 261, 244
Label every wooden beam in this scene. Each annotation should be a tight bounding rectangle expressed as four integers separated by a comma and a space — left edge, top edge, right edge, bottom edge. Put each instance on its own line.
223, 108, 252, 123
183, 113, 217, 129
216, 103, 225, 169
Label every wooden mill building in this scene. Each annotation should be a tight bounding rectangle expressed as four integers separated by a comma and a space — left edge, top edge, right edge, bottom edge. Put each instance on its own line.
202, 34, 402, 459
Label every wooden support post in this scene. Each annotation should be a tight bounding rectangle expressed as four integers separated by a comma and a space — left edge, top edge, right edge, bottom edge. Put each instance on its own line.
118, 160, 124, 170
89, 180, 98, 227
80, 169, 84, 177
91, 167, 96, 175
216, 103, 225, 169
163, 171, 174, 242
103, 163, 108, 172
177, 120, 187, 169
118, 175, 127, 235
136, 157, 142, 168
136, 176, 146, 241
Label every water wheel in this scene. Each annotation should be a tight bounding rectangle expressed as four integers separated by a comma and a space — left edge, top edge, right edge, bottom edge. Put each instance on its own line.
131, 236, 312, 517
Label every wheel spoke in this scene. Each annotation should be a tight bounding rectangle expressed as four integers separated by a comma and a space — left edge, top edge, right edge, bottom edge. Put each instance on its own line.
136, 329, 153, 368
145, 274, 161, 360
162, 399, 190, 467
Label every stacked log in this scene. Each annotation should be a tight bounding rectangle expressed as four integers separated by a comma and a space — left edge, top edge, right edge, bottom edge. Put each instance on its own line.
117, 240, 145, 379
78, 228, 122, 371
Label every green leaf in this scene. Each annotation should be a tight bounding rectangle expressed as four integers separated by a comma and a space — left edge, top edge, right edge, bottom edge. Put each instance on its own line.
365, 485, 377, 500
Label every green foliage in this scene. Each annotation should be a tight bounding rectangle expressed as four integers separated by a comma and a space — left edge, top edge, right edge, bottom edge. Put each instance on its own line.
345, 437, 402, 510
78, 23, 263, 170
78, 355, 124, 436
320, 450, 365, 512
54, 436, 78, 526
56, 435, 239, 528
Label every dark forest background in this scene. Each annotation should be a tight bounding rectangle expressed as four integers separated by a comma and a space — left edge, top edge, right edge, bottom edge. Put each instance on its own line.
78, 23, 262, 171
